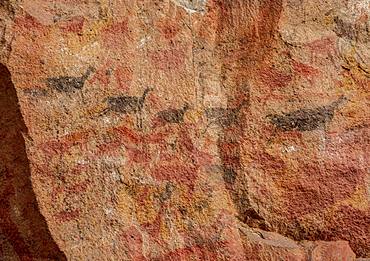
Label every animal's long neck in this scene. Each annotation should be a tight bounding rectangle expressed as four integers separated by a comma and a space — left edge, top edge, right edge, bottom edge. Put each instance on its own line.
182, 104, 189, 113
327, 95, 348, 111
139, 88, 151, 105
232, 99, 247, 113
82, 66, 94, 81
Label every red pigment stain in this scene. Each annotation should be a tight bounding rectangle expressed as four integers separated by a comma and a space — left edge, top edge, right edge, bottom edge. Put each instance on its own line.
292, 60, 319, 78
156, 18, 180, 40
126, 147, 151, 164
177, 129, 214, 166
159, 150, 182, 162
114, 65, 133, 91
142, 208, 163, 239
252, 151, 286, 172
306, 37, 335, 54
260, 67, 292, 89
305, 37, 337, 59
149, 48, 186, 72
58, 16, 85, 34
158, 212, 244, 261
89, 62, 112, 88
54, 210, 80, 223
112, 126, 140, 143
120, 226, 146, 261
14, 14, 44, 32
151, 164, 198, 191
51, 181, 89, 201
102, 20, 130, 50
31, 163, 54, 179
144, 131, 168, 144
327, 127, 369, 155
325, 205, 370, 255
39, 130, 92, 156
97, 140, 124, 156
69, 164, 91, 176
111, 125, 167, 145
67, 181, 89, 194
283, 162, 366, 219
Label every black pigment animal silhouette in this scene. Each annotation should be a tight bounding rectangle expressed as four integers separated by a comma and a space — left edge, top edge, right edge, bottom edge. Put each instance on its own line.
334, 17, 356, 40
267, 95, 348, 132
102, 87, 153, 127
47, 66, 95, 93
205, 100, 247, 128
157, 103, 190, 124
104, 87, 152, 114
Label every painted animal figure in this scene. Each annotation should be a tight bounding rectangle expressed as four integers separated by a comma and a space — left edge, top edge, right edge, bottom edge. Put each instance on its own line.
267, 95, 348, 132
156, 103, 190, 124
47, 66, 95, 93
205, 100, 247, 128
102, 87, 153, 128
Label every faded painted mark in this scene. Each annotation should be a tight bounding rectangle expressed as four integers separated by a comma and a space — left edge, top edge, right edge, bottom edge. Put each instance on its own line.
149, 48, 186, 72
47, 66, 94, 93
267, 96, 348, 132
205, 100, 248, 128
101, 87, 153, 128
102, 88, 152, 114
156, 103, 189, 124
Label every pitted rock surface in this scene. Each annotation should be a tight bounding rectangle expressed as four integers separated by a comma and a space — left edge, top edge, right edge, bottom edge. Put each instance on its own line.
0, 0, 368, 260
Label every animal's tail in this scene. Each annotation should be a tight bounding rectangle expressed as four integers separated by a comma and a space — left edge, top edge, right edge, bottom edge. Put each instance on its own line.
329, 95, 348, 110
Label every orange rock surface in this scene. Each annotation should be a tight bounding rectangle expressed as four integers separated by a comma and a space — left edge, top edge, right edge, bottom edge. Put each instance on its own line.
0, 0, 368, 260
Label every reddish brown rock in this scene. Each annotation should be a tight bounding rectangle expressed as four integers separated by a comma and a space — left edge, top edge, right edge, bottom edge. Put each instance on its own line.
0, 0, 368, 260
241, 225, 357, 261
241, 227, 307, 260
302, 241, 356, 261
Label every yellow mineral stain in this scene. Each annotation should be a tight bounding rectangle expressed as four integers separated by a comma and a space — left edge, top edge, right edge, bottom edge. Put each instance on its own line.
117, 188, 135, 224
131, 185, 161, 225
336, 186, 369, 211
184, 107, 204, 124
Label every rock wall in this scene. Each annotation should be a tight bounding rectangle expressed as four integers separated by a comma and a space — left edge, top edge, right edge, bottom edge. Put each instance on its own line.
0, 0, 368, 260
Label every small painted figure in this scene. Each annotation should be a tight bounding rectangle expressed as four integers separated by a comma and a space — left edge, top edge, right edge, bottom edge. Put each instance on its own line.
47, 66, 95, 93
205, 100, 247, 128
156, 103, 190, 124
267, 95, 348, 132
101, 87, 153, 128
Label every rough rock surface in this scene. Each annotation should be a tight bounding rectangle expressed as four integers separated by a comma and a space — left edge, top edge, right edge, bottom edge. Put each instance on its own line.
0, 0, 369, 260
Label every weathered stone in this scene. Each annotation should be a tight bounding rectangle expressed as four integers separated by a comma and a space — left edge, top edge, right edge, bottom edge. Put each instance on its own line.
240, 226, 357, 260
240, 226, 307, 260
0, 0, 368, 260
301, 241, 356, 261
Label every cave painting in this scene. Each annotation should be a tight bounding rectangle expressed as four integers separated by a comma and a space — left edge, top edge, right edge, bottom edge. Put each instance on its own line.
3, 0, 369, 259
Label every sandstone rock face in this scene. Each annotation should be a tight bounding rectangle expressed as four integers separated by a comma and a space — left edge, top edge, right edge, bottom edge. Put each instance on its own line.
0, 0, 368, 260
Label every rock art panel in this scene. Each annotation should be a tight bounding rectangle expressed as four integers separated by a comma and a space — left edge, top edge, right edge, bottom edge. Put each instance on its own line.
0, 0, 368, 260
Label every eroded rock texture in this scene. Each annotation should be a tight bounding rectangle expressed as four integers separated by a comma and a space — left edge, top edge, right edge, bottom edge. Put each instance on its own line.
0, 64, 66, 259
0, 0, 369, 260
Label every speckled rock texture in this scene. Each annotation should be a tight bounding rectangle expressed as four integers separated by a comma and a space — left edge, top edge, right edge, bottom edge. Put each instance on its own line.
0, 0, 369, 260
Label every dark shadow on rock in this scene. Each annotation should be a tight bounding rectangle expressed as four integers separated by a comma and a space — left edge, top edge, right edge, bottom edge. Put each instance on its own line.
0, 63, 66, 260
